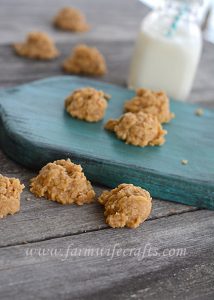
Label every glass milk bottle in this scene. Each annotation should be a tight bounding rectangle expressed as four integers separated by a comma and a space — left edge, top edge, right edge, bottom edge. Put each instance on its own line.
128, 0, 203, 101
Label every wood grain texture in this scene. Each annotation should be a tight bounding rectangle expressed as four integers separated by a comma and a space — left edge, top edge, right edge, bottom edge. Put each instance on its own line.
0, 149, 198, 248
0, 40, 213, 105
0, 210, 213, 300
0, 76, 214, 209
0, 0, 214, 298
0, 0, 149, 44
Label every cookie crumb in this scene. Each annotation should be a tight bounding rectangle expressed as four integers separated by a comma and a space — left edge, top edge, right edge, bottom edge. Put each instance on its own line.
195, 108, 204, 116
181, 159, 188, 165
98, 183, 152, 228
105, 111, 167, 147
13, 32, 59, 60
0, 175, 24, 218
30, 159, 95, 205
65, 87, 110, 122
124, 88, 174, 123
63, 44, 107, 76
54, 7, 89, 32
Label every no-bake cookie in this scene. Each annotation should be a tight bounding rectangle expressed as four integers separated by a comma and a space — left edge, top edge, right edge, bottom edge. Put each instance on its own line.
125, 89, 174, 123
30, 159, 95, 205
63, 44, 107, 76
98, 183, 152, 228
65, 87, 110, 122
105, 111, 166, 147
14, 32, 59, 60
0, 175, 24, 218
54, 7, 89, 32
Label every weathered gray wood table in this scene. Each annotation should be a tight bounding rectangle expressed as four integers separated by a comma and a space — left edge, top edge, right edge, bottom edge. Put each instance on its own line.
0, 1, 214, 299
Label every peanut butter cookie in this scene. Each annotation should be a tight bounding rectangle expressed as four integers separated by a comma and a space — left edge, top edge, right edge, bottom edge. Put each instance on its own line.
98, 184, 152, 228
63, 44, 107, 76
0, 175, 24, 218
125, 89, 174, 123
65, 87, 110, 122
14, 32, 59, 60
54, 7, 89, 32
105, 111, 166, 147
30, 159, 95, 205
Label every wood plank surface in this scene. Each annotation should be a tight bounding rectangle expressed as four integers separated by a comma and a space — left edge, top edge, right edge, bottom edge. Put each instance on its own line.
0, 0, 214, 299
0, 210, 213, 300
1, 76, 214, 209
0, 41, 214, 105
0, 150, 198, 248
0, 0, 149, 44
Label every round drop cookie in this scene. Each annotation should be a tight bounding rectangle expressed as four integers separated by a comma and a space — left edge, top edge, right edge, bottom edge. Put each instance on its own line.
30, 159, 95, 205
125, 88, 174, 123
105, 111, 167, 147
54, 7, 89, 32
98, 184, 152, 228
65, 87, 110, 122
14, 32, 59, 60
63, 44, 107, 76
0, 175, 24, 218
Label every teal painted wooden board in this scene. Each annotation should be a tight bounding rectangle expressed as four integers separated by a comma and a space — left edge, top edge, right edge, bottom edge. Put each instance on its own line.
0, 76, 213, 209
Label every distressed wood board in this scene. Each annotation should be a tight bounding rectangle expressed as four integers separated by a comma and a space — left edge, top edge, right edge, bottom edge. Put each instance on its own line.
0, 209, 214, 300
0, 161, 198, 248
0, 75, 213, 209
0, 0, 214, 299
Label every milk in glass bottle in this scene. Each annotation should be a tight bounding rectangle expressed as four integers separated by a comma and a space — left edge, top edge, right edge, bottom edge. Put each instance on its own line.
128, 0, 203, 101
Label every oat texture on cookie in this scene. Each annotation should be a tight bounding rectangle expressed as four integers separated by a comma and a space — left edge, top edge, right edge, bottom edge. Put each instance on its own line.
14, 32, 59, 60
125, 89, 174, 123
0, 175, 24, 218
54, 7, 89, 32
63, 44, 107, 76
65, 87, 110, 122
98, 184, 152, 228
30, 159, 95, 205
105, 111, 166, 147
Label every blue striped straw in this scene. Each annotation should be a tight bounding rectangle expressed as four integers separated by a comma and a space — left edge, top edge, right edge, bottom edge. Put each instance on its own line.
165, 2, 189, 37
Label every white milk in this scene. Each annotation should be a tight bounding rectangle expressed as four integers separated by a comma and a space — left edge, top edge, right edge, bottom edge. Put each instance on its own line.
128, 11, 202, 101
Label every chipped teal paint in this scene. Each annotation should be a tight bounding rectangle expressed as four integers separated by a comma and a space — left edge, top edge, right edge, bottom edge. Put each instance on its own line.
0, 76, 213, 209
